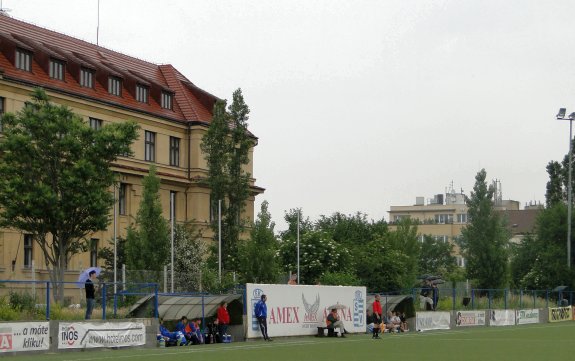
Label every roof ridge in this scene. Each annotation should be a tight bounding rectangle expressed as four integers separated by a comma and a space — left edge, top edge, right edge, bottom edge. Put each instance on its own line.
2, 14, 167, 68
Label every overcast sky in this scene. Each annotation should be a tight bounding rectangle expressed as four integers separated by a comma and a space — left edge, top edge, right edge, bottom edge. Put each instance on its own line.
6, 0, 575, 231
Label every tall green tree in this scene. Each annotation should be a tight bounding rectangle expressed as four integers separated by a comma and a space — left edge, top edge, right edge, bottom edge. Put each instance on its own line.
200, 89, 253, 271
125, 166, 170, 276
239, 200, 280, 283
0, 89, 138, 301
419, 235, 456, 277
458, 169, 509, 290
546, 161, 564, 207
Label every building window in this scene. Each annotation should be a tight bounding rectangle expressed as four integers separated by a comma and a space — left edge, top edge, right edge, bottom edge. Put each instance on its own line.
432, 235, 448, 243
80, 68, 94, 88
456, 256, 466, 268
457, 213, 468, 224
144, 131, 155, 162
15, 49, 32, 71
90, 239, 98, 267
49, 59, 65, 80
0, 96, 4, 133
108, 76, 122, 96
89, 117, 102, 130
118, 183, 127, 215
136, 84, 149, 103
161, 91, 173, 110
24, 234, 33, 268
434, 214, 453, 224
169, 136, 180, 167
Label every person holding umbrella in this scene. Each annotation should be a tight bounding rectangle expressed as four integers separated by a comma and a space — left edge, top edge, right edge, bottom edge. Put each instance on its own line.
327, 307, 348, 337
84, 270, 97, 319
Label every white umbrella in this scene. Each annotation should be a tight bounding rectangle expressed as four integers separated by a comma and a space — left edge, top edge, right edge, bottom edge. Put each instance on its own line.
77, 267, 101, 288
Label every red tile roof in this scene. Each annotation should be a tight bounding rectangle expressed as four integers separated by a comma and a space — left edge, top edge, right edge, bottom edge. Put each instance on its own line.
0, 14, 217, 123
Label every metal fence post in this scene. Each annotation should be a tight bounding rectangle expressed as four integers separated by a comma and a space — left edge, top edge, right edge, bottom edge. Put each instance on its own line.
471, 289, 475, 309
504, 289, 507, 310
154, 284, 159, 318
46, 281, 50, 320
102, 283, 107, 320
201, 294, 205, 329
452, 287, 456, 311
519, 290, 523, 309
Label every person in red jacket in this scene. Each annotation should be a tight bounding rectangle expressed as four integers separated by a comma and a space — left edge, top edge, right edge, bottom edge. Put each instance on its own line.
372, 294, 383, 338
216, 301, 230, 339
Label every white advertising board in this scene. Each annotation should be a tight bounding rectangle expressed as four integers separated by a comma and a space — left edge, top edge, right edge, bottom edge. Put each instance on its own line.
245, 283, 366, 338
515, 309, 539, 325
58, 322, 146, 349
489, 310, 515, 326
416, 311, 450, 332
0, 322, 50, 353
455, 310, 486, 327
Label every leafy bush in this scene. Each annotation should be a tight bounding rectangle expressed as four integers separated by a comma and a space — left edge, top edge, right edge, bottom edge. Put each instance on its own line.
0, 296, 19, 320
9, 291, 36, 312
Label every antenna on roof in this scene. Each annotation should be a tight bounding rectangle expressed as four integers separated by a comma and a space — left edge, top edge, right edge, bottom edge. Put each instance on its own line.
0, 0, 12, 16
96, 0, 100, 45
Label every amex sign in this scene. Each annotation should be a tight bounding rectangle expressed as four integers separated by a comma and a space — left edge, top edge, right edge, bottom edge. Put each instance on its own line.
245, 283, 366, 338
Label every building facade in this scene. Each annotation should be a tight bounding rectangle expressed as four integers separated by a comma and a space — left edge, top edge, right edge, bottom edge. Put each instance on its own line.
0, 15, 264, 285
388, 186, 540, 268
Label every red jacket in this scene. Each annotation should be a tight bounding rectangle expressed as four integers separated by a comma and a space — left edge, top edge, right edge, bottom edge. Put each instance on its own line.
217, 306, 230, 324
373, 300, 382, 316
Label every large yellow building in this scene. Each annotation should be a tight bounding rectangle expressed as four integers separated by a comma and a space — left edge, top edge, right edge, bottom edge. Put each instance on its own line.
0, 15, 264, 284
388, 185, 539, 268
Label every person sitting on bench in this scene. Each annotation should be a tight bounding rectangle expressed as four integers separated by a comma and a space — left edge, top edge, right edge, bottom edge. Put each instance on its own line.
327, 308, 347, 337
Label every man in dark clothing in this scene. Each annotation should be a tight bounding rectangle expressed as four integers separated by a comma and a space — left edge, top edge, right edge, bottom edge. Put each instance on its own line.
85, 270, 96, 319
254, 294, 271, 341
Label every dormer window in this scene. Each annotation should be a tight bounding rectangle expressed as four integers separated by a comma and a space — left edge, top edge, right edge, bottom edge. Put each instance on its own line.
15, 48, 32, 72
80, 68, 94, 88
161, 91, 173, 110
108, 76, 122, 96
136, 84, 149, 103
49, 59, 65, 80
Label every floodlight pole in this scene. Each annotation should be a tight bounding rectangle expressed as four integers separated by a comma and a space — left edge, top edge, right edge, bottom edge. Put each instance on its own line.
568, 119, 573, 269
297, 209, 300, 285
557, 108, 573, 269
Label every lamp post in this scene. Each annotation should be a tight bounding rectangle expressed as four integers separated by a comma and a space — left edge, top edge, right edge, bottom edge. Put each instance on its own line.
556, 107, 575, 269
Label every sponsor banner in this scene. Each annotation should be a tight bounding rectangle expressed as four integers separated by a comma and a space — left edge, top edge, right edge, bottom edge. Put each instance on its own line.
455, 310, 486, 327
0, 322, 50, 353
489, 310, 515, 326
416, 311, 450, 332
58, 322, 146, 349
516, 309, 539, 325
548, 306, 572, 323
245, 283, 366, 338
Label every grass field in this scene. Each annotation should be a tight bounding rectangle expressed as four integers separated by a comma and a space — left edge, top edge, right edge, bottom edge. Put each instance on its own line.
6, 322, 575, 361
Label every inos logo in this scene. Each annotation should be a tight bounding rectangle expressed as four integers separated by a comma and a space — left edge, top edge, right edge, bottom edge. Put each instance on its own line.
60, 326, 79, 346
302, 294, 320, 323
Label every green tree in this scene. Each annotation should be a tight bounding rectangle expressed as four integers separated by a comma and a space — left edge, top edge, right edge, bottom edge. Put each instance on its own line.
387, 219, 420, 287
200, 89, 253, 271
546, 161, 564, 207
173, 222, 206, 292
125, 166, 170, 276
0, 89, 138, 301
458, 169, 509, 290
419, 235, 457, 277
279, 208, 314, 241
278, 230, 352, 284
97, 236, 127, 282
239, 200, 280, 283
